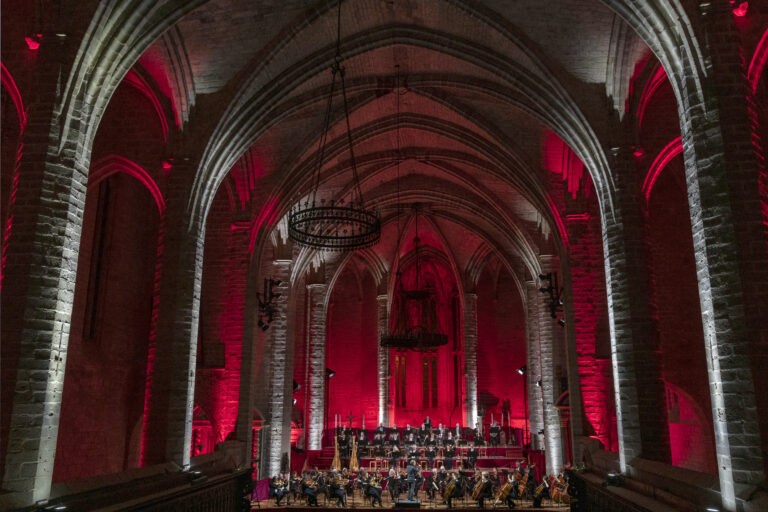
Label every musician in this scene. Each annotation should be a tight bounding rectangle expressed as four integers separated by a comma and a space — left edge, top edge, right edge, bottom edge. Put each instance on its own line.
388, 466, 400, 501
466, 442, 479, 469
473, 423, 484, 445
444, 471, 463, 508
444, 442, 456, 470
425, 471, 438, 501
437, 424, 446, 445
425, 443, 437, 469
289, 471, 301, 504
373, 434, 385, 457
406, 459, 421, 500
525, 463, 537, 499
422, 416, 433, 431
389, 443, 401, 468
474, 472, 493, 509
389, 423, 401, 445
338, 429, 350, 459
358, 429, 368, 448
406, 443, 419, 461
328, 469, 347, 507
376, 422, 387, 437
532, 474, 549, 508
361, 470, 383, 507
269, 475, 288, 506
302, 473, 319, 506
489, 421, 501, 447
406, 431, 417, 446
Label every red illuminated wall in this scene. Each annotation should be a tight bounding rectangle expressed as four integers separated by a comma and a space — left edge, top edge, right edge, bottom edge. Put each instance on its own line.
54, 173, 158, 482
326, 264, 378, 429
646, 155, 716, 474
387, 250, 461, 428
52, 78, 165, 483
475, 266, 526, 430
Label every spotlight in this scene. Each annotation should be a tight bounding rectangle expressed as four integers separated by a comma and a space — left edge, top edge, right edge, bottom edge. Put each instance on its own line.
258, 319, 269, 331
536, 380, 542, 387
558, 319, 566, 327
326, 368, 336, 378
293, 380, 301, 391
272, 279, 283, 287
293, 398, 297, 405
517, 366, 526, 375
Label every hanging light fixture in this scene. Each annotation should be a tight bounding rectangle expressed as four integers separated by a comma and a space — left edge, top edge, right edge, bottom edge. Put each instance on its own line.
381, 212, 449, 351
288, 0, 381, 251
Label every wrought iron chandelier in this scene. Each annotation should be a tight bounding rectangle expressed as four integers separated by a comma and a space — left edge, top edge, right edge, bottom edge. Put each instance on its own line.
381, 214, 449, 351
288, 0, 381, 251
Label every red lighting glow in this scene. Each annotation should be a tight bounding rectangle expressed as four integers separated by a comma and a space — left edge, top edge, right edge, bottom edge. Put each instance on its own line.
642, 137, 683, 203
748, 28, 768, 94
24, 34, 42, 50
732, 2, 748, 17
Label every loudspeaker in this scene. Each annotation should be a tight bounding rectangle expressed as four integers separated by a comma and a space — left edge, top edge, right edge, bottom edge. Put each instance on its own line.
394, 499, 421, 508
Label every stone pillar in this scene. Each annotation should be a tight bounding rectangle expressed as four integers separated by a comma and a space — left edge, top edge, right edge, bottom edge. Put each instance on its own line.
1, 47, 92, 502
306, 283, 328, 450
464, 293, 478, 428
677, 6, 768, 508
141, 162, 205, 469
601, 145, 670, 473
537, 258, 563, 476
377, 294, 390, 426
525, 282, 545, 451
264, 261, 292, 477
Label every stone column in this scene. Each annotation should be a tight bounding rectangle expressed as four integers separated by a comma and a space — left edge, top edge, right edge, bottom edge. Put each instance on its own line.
600, 145, 670, 473
678, 6, 768, 508
377, 294, 390, 426
0, 44, 88, 505
306, 283, 328, 450
525, 282, 545, 451
141, 161, 205, 469
537, 258, 563, 475
464, 293, 478, 428
264, 261, 292, 477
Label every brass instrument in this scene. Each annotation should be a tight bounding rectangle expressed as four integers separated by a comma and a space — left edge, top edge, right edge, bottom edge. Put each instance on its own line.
534, 481, 546, 498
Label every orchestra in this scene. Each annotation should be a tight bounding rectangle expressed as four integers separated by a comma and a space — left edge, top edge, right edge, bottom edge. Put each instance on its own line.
259, 417, 576, 508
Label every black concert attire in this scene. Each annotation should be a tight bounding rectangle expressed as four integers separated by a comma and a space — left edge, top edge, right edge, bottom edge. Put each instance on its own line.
387, 468, 400, 501
376, 424, 387, 437
406, 462, 420, 500
302, 476, 319, 506
269, 477, 288, 506
407, 444, 419, 461
425, 445, 437, 469
445, 474, 464, 508
423, 418, 433, 430
425, 473, 438, 500
363, 475, 383, 506
467, 446, 479, 469
476, 478, 493, 509
489, 424, 501, 447
444, 441, 456, 470
473, 428, 484, 446
389, 444, 401, 468
532, 477, 549, 508
329, 474, 347, 507
389, 428, 401, 445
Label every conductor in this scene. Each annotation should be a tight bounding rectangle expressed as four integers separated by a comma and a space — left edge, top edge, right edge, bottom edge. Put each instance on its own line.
407, 459, 421, 501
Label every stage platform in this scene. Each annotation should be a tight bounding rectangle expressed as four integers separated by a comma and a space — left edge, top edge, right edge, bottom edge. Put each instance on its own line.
252, 504, 569, 511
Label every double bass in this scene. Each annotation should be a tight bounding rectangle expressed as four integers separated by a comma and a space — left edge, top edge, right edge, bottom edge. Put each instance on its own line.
443, 477, 457, 501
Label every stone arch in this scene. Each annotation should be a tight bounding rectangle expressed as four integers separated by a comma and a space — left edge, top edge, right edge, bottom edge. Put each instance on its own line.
89, 155, 165, 214
191, 25, 614, 229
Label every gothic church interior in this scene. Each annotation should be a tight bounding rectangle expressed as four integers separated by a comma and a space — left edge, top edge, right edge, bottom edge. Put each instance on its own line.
1, 1, 768, 511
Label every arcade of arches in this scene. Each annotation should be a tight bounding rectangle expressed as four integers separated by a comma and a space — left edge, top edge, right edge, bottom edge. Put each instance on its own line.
1, 1, 768, 511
